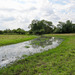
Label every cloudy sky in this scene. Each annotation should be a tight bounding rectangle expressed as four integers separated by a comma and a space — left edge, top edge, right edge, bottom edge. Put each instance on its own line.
0, 0, 75, 30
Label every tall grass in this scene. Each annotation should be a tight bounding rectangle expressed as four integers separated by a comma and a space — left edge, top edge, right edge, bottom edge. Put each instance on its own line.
0, 35, 37, 46
0, 34, 75, 75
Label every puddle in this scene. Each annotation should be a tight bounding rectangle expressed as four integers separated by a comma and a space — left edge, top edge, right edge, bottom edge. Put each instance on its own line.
0, 36, 63, 67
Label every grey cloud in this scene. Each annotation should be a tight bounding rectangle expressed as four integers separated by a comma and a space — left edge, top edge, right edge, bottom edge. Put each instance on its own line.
69, 5, 75, 12
0, 17, 15, 21
20, 7, 37, 12
50, 14, 60, 22
0, 22, 6, 30
21, 19, 30, 23
29, 7, 36, 11
0, 8, 16, 12
44, 10, 54, 16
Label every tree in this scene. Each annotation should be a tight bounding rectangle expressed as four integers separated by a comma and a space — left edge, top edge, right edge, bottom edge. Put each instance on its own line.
65, 20, 73, 33
29, 19, 54, 35
16, 28, 25, 34
0, 30, 3, 34
72, 24, 75, 33
55, 20, 74, 33
12, 29, 17, 34
3, 29, 12, 34
1, 28, 26, 34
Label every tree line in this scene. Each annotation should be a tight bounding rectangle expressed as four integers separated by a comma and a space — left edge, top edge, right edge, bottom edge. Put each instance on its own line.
0, 28, 26, 34
29, 20, 75, 35
54, 20, 75, 33
0, 20, 75, 35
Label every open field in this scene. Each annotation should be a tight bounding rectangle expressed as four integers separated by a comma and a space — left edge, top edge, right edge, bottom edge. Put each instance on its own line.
0, 34, 75, 75
0, 35, 37, 46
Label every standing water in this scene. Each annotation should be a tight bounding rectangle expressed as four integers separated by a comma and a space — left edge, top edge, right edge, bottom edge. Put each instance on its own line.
0, 37, 63, 67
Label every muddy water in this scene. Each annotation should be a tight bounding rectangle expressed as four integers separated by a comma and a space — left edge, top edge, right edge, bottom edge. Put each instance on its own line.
0, 37, 63, 67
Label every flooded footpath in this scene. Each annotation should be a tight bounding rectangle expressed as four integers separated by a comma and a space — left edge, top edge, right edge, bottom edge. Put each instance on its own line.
0, 36, 63, 67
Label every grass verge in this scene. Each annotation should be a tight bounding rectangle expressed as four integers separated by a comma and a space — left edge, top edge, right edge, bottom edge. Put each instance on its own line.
0, 35, 37, 46
0, 34, 75, 75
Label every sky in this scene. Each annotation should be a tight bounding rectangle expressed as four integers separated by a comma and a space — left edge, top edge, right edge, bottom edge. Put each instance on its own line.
0, 0, 75, 31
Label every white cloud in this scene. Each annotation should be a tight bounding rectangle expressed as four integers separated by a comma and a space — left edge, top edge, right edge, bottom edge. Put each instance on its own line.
0, 0, 75, 30
52, 0, 75, 23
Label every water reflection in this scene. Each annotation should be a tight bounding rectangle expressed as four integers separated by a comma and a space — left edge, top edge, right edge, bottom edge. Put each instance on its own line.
0, 37, 63, 67
30, 37, 53, 48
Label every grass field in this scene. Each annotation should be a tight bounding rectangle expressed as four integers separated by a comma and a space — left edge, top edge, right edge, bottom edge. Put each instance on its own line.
0, 34, 75, 75
0, 35, 37, 46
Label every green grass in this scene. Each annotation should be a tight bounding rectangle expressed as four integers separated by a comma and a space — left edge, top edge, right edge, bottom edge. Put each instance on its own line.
25, 46, 30, 48
0, 35, 37, 46
0, 34, 75, 75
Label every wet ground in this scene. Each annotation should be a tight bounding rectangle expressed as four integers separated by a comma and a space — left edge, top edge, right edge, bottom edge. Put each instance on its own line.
0, 36, 63, 67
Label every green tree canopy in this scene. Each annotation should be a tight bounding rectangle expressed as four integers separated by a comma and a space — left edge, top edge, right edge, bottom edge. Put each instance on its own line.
29, 19, 54, 35
55, 20, 75, 33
